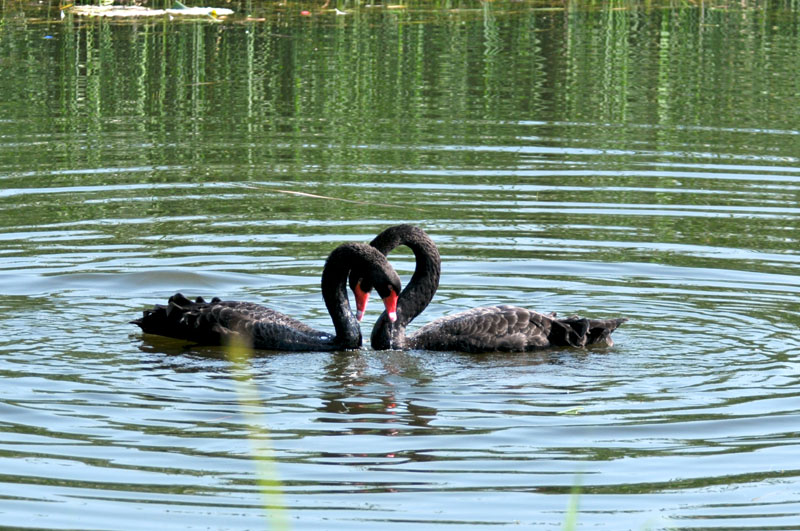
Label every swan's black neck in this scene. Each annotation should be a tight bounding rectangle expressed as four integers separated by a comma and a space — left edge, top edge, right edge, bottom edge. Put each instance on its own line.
321, 243, 365, 349
370, 225, 441, 350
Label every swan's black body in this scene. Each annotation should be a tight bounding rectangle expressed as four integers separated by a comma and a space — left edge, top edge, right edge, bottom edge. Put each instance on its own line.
363, 225, 626, 353
133, 243, 401, 351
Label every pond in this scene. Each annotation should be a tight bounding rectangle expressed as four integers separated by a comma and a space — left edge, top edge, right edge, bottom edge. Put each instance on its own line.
1, 1, 800, 529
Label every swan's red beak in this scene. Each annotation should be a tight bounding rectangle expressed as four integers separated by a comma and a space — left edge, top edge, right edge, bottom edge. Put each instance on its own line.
382, 289, 398, 323
353, 283, 370, 322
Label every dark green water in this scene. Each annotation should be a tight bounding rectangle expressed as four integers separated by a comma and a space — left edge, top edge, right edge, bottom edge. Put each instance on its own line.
1, 2, 800, 529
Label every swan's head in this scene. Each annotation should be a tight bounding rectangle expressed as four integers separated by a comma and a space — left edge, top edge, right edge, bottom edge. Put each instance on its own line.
350, 274, 400, 323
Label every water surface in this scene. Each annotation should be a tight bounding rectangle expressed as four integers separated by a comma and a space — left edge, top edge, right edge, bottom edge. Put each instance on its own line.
1, 3, 800, 529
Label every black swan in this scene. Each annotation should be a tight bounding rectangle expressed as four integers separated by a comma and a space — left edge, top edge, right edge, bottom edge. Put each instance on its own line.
132, 242, 401, 351
352, 225, 626, 353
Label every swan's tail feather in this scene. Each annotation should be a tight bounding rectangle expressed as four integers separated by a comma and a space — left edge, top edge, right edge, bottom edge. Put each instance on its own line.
550, 316, 627, 348
585, 317, 628, 347
132, 293, 223, 344
548, 317, 590, 347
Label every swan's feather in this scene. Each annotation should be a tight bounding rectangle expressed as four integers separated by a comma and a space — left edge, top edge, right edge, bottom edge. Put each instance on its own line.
408, 305, 626, 353
133, 293, 338, 351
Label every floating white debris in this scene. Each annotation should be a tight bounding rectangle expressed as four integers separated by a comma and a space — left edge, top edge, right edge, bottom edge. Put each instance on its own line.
68, 2, 233, 18
166, 6, 234, 16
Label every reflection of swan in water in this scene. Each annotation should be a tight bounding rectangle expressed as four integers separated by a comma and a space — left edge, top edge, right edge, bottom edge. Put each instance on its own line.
319, 350, 437, 432
357, 225, 626, 353
132, 242, 400, 351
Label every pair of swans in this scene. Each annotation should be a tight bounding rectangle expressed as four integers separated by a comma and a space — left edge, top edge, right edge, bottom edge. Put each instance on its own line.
133, 225, 626, 353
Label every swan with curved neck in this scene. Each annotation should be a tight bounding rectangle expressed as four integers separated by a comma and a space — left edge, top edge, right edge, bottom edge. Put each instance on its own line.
353, 225, 625, 352
133, 242, 400, 351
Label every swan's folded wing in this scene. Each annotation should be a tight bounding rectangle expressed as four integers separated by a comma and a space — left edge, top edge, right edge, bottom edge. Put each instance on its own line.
411, 305, 555, 353
134, 293, 332, 350
410, 305, 626, 353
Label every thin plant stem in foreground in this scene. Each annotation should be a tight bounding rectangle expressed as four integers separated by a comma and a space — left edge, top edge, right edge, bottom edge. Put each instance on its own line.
227, 337, 290, 531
